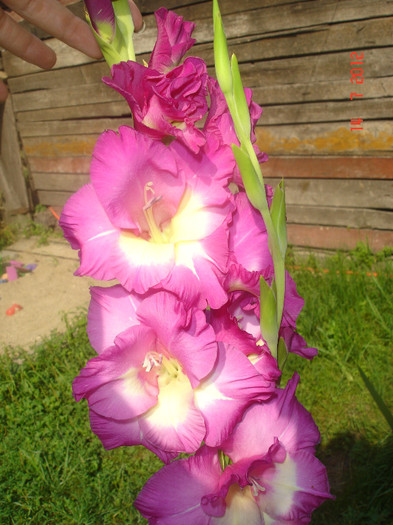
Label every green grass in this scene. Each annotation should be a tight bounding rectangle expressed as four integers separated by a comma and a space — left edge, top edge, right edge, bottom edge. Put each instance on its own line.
1, 245, 392, 524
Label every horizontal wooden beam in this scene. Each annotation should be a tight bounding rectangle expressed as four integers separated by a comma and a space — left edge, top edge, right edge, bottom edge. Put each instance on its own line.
265, 177, 393, 209
263, 157, 393, 179
287, 204, 393, 230
287, 224, 393, 251
32, 173, 89, 192
256, 121, 393, 155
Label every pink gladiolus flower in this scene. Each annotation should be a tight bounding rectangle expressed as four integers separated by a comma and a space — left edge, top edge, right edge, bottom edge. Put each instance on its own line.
135, 374, 333, 523
74, 289, 276, 459
104, 57, 208, 152
149, 8, 196, 73
60, 126, 235, 308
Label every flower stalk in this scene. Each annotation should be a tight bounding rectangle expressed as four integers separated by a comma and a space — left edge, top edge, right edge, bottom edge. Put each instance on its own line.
213, 0, 287, 361
84, 0, 136, 67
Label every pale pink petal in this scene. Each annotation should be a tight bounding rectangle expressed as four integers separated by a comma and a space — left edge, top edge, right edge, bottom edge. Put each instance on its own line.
139, 377, 206, 453
59, 184, 119, 281
195, 344, 275, 447
251, 446, 333, 522
113, 232, 176, 294
87, 285, 143, 354
149, 7, 196, 72
89, 409, 176, 463
73, 326, 158, 418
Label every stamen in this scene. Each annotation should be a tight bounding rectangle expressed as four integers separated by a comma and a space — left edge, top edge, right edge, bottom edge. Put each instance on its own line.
143, 352, 162, 372
251, 478, 266, 496
143, 182, 165, 243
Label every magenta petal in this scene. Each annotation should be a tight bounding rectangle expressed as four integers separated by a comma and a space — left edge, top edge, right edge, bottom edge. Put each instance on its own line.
73, 326, 158, 419
85, 0, 115, 35
136, 292, 218, 387
91, 126, 183, 231
89, 409, 176, 463
229, 191, 272, 272
251, 449, 333, 522
195, 344, 274, 447
60, 184, 119, 281
223, 374, 321, 462
87, 285, 142, 354
149, 7, 196, 72
135, 447, 221, 523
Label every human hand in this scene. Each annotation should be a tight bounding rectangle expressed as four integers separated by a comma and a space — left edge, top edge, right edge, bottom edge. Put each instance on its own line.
0, 0, 143, 101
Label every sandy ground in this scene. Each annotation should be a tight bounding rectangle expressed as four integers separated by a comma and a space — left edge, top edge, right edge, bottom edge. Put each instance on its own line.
1, 237, 113, 351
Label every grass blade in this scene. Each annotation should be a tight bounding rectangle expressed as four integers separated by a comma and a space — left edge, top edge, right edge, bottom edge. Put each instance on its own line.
357, 365, 393, 431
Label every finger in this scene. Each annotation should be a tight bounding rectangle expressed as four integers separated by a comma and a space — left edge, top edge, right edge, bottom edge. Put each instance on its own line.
128, 0, 143, 33
0, 8, 56, 68
0, 78, 8, 102
3, 0, 102, 59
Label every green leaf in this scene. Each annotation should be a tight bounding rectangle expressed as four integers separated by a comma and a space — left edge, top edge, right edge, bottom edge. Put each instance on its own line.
357, 365, 393, 431
112, 0, 135, 62
230, 54, 251, 142
259, 276, 278, 359
213, 0, 232, 96
270, 180, 287, 259
277, 337, 289, 371
231, 145, 267, 212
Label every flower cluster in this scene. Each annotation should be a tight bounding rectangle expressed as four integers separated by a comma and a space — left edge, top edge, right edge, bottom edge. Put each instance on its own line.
60, 6, 332, 523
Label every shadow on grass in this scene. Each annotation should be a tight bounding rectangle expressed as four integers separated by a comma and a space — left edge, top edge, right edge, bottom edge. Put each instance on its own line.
313, 432, 393, 525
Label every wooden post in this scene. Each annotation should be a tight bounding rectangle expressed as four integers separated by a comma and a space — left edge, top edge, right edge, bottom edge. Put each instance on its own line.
0, 96, 30, 217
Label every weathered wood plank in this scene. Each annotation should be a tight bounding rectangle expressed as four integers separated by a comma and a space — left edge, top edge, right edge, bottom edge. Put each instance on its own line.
261, 98, 387, 126
189, 17, 393, 68
263, 157, 393, 180
287, 224, 393, 251
18, 118, 131, 138
189, 0, 393, 41
36, 190, 75, 206
12, 15, 393, 95
287, 205, 393, 230
29, 157, 91, 174
32, 173, 89, 191
17, 101, 129, 123
265, 178, 393, 209
5, 0, 393, 77
12, 82, 124, 112
0, 98, 30, 214
235, 48, 392, 89
15, 95, 388, 131
141, 0, 310, 15
252, 77, 393, 105
256, 121, 393, 155
28, 156, 393, 180
23, 135, 97, 157
8, 61, 111, 94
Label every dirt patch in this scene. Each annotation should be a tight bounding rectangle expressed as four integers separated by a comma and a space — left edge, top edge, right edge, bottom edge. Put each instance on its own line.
1, 238, 113, 350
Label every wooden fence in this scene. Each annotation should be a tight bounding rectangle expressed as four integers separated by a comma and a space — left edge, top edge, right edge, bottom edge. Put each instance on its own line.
1, 0, 393, 251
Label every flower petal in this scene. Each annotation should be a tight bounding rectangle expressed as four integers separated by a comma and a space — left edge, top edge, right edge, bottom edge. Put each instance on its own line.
149, 8, 196, 72
59, 184, 119, 281
73, 326, 158, 419
87, 285, 142, 354
139, 376, 206, 453
195, 344, 274, 447
135, 446, 221, 523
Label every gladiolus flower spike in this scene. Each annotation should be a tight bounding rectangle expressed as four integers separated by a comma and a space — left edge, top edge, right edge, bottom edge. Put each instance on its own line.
60, 3, 331, 523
